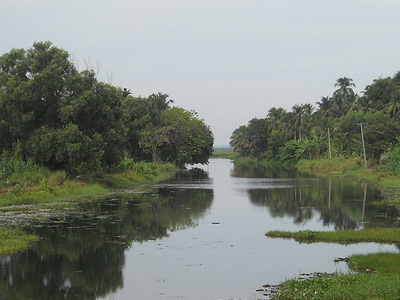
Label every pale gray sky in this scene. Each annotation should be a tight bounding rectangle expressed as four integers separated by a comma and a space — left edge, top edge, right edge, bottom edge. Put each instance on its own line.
2, 0, 400, 145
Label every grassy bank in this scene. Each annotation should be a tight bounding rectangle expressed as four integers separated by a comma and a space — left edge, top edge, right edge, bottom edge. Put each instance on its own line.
266, 228, 400, 299
296, 157, 400, 204
0, 162, 179, 208
0, 161, 179, 254
212, 148, 238, 160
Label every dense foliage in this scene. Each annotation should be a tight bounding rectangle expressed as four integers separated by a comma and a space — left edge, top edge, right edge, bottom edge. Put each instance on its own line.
230, 76, 400, 169
0, 42, 214, 175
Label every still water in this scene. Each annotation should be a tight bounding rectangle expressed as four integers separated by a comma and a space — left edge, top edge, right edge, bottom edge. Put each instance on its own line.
1, 158, 399, 300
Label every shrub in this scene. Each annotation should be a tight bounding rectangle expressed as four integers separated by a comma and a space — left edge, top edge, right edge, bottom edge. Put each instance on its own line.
384, 137, 400, 175
47, 170, 67, 186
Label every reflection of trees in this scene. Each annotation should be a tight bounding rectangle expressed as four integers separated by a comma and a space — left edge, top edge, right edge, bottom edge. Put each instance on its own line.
0, 168, 213, 300
236, 163, 399, 230
231, 163, 298, 179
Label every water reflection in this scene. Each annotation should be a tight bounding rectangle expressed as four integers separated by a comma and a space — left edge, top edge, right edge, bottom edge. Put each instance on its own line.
0, 168, 213, 300
232, 163, 398, 230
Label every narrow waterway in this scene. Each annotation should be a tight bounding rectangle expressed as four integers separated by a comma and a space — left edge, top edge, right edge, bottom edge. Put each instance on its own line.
1, 158, 399, 300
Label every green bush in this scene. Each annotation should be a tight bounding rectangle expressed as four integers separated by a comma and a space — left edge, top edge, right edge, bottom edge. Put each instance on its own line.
47, 170, 67, 186
0, 156, 50, 187
384, 138, 400, 175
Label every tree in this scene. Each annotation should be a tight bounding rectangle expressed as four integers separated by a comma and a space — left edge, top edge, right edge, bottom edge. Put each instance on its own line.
316, 96, 334, 117
139, 125, 171, 163
385, 86, 400, 118
336, 110, 365, 156
363, 111, 400, 162
361, 77, 394, 112
333, 77, 356, 116
160, 107, 214, 166
290, 104, 304, 141
230, 126, 251, 156
0, 42, 128, 173
122, 94, 174, 161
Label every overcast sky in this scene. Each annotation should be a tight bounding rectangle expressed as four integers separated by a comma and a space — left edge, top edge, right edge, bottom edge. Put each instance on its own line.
2, 0, 400, 146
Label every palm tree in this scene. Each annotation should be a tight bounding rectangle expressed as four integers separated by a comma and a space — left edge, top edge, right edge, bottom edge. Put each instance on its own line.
230, 126, 251, 156
316, 96, 334, 117
266, 107, 287, 132
301, 103, 315, 138
333, 77, 356, 116
385, 87, 400, 118
291, 105, 304, 141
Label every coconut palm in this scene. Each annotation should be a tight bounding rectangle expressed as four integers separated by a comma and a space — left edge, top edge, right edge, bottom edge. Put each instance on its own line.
384, 87, 400, 118
230, 126, 251, 156
333, 77, 356, 116
266, 107, 287, 132
290, 105, 304, 141
316, 96, 334, 117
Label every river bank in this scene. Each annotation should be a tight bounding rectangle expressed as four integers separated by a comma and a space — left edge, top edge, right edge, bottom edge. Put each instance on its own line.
296, 157, 400, 205
265, 158, 400, 300
0, 162, 179, 254
265, 228, 400, 300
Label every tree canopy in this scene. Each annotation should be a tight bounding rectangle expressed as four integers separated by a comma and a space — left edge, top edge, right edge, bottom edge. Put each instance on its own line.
0, 42, 214, 174
230, 75, 400, 168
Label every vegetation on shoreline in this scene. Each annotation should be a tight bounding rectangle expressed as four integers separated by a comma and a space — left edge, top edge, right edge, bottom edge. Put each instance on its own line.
273, 272, 400, 300
0, 228, 38, 254
266, 228, 400, 299
295, 157, 400, 205
229, 75, 400, 184
262, 156, 400, 299
0, 41, 213, 177
0, 161, 178, 208
0, 160, 178, 254
212, 148, 238, 160
266, 228, 400, 244
0, 41, 213, 253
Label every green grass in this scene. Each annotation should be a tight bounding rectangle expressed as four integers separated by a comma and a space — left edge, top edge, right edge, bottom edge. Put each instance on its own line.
0, 228, 38, 254
273, 273, 400, 300
0, 162, 179, 207
349, 252, 400, 274
266, 228, 400, 300
296, 157, 363, 175
0, 182, 109, 207
266, 228, 400, 244
0, 162, 179, 253
212, 150, 238, 159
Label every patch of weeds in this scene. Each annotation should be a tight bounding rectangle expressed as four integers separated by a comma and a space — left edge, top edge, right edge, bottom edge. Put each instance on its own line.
0, 228, 38, 254
297, 229, 317, 242
47, 170, 67, 186
10, 184, 27, 195
272, 273, 400, 300
39, 179, 54, 193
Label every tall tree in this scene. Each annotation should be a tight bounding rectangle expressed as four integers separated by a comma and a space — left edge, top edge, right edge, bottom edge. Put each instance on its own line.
316, 96, 334, 117
230, 126, 251, 156
160, 107, 214, 166
290, 105, 304, 141
0, 42, 128, 173
385, 86, 400, 118
333, 77, 356, 116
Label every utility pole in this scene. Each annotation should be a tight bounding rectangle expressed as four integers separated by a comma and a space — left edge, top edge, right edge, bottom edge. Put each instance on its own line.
358, 123, 367, 169
327, 128, 332, 159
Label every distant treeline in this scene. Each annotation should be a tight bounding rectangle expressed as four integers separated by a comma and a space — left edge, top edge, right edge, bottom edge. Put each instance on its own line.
230, 75, 400, 173
0, 42, 214, 175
